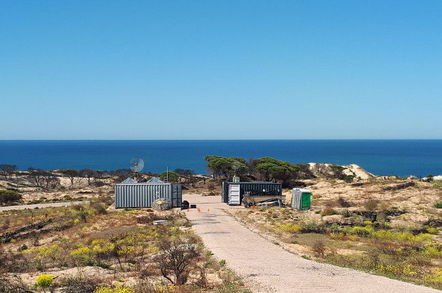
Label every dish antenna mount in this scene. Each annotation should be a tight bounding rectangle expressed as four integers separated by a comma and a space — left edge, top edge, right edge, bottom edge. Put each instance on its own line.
130, 158, 144, 173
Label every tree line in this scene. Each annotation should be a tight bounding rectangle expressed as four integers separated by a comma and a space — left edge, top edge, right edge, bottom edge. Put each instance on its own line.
205, 155, 315, 187
0, 164, 197, 187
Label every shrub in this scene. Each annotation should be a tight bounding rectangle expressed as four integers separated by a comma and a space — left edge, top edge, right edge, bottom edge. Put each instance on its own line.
25, 244, 65, 269
133, 280, 173, 293
425, 268, 442, 287
346, 225, 374, 237
70, 246, 94, 265
300, 221, 322, 233
423, 245, 442, 258
377, 263, 418, 278
90, 202, 107, 215
337, 197, 351, 207
276, 222, 302, 234
340, 209, 352, 218
35, 273, 54, 289
0, 190, 22, 205
364, 199, 379, 211
60, 275, 99, 293
0, 273, 30, 293
312, 240, 326, 257
433, 182, 442, 189
426, 227, 439, 234
370, 230, 433, 246
434, 202, 442, 209
321, 207, 337, 216
94, 286, 134, 293
77, 209, 89, 222
154, 235, 201, 285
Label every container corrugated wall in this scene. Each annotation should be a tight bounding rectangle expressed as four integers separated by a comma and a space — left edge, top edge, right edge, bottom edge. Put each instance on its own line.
222, 182, 282, 204
115, 183, 182, 208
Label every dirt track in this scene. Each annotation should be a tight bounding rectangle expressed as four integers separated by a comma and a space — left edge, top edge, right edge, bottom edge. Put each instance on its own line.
184, 193, 439, 293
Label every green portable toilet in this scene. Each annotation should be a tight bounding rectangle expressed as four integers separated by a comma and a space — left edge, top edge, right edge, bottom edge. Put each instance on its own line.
292, 188, 312, 210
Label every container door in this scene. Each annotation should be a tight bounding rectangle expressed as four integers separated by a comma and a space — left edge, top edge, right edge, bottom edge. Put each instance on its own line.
228, 184, 241, 205
171, 184, 182, 207
301, 193, 312, 210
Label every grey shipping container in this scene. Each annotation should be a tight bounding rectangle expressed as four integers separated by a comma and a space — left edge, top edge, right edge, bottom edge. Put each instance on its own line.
115, 183, 182, 208
222, 181, 282, 205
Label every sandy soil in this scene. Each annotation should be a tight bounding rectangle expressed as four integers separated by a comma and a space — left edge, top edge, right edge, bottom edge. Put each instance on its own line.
184, 193, 439, 293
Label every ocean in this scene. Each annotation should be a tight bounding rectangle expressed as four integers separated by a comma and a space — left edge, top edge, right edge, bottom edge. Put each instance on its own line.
0, 140, 441, 177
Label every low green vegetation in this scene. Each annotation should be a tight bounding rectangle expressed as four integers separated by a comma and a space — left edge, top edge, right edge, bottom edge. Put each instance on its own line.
35, 273, 54, 290
432, 181, 442, 189
0, 189, 22, 205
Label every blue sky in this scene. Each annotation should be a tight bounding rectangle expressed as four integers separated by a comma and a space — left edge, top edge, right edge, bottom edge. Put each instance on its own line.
1, 0, 441, 139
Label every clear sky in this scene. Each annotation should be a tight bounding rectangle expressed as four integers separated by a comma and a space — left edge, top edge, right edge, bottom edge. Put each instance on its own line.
1, 0, 441, 139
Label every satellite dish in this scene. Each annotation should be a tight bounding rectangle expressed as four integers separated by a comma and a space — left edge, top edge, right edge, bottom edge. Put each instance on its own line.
130, 158, 144, 173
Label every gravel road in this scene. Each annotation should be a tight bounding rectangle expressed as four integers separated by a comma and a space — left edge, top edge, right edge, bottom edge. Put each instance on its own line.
184, 194, 439, 293
0, 201, 88, 212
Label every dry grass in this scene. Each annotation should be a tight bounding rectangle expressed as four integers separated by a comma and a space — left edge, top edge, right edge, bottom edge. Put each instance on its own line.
0, 200, 249, 292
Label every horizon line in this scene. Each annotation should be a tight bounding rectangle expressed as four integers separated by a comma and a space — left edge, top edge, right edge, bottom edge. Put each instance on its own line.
1, 138, 442, 141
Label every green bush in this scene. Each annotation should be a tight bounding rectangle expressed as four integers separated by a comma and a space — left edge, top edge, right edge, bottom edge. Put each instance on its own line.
276, 222, 302, 233
434, 202, 442, 209
425, 268, 442, 288
70, 246, 94, 265
346, 225, 374, 237
0, 190, 22, 205
423, 245, 442, 258
35, 273, 54, 289
426, 227, 439, 234
433, 182, 442, 189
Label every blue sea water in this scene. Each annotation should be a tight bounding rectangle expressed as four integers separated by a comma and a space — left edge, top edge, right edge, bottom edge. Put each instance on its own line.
0, 140, 441, 177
